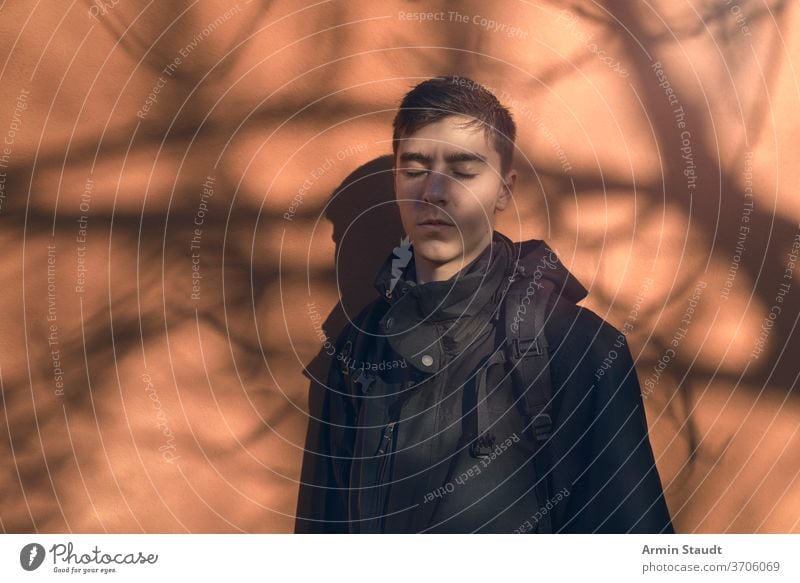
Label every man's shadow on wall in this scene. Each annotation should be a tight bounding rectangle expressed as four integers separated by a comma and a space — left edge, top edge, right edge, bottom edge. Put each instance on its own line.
295, 155, 401, 532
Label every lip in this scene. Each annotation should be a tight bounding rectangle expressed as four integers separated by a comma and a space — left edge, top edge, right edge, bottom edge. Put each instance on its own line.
418, 221, 454, 230
418, 218, 454, 227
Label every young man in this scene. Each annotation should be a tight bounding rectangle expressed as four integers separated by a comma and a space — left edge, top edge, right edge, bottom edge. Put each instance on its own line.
295, 75, 674, 534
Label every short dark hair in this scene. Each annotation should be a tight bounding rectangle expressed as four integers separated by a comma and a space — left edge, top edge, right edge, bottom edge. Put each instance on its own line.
392, 75, 517, 175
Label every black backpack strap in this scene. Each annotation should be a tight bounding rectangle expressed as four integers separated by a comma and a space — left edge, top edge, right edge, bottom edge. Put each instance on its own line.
503, 275, 557, 533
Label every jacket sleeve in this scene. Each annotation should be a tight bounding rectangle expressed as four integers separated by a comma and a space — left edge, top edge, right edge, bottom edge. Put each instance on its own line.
294, 325, 359, 533
568, 328, 674, 533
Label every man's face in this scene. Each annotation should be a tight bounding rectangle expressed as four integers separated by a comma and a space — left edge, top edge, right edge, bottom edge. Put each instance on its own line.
393, 115, 516, 280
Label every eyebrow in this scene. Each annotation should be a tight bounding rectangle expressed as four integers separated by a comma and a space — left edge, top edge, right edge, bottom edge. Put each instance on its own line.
398, 150, 488, 165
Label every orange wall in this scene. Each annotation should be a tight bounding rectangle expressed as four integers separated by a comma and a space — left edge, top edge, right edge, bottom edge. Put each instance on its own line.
0, 0, 798, 533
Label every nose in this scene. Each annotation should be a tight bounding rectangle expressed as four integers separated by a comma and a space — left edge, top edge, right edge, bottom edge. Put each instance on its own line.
421, 171, 448, 204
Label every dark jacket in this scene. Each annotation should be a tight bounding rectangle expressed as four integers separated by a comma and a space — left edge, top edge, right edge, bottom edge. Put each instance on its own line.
296, 230, 674, 533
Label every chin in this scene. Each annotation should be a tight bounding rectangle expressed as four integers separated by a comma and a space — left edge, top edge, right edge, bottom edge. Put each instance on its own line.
412, 238, 462, 264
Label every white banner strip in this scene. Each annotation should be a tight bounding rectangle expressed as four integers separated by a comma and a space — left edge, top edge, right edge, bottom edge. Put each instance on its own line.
1, 534, 798, 582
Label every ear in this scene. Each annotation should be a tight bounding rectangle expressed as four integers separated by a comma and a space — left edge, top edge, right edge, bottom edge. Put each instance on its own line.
495, 169, 516, 211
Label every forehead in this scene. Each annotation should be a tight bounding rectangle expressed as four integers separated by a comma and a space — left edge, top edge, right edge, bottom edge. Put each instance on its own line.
397, 116, 498, 160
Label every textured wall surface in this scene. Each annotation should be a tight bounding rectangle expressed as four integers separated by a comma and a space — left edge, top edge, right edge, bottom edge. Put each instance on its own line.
0, 0, 798, 533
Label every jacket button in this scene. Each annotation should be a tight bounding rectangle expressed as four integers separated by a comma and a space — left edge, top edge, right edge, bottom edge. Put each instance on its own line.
421, 354, 433, 367
385, 317, 394, 330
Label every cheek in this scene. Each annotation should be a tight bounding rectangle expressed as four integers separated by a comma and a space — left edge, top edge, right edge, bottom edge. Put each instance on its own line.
394, 196, 418, 231
395, 179, 423, 205
457, 178, 501, 211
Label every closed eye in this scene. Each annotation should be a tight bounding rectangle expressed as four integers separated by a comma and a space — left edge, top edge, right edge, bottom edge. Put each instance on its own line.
400, 169, 477, 179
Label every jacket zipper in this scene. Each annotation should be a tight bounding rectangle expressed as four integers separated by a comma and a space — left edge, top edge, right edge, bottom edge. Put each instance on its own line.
377, 421, 396, 456
368, 420, 396, 532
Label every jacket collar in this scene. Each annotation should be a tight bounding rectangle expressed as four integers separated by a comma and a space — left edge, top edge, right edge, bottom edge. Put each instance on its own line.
372, 231, 588, 373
